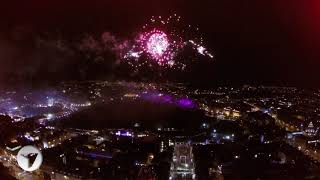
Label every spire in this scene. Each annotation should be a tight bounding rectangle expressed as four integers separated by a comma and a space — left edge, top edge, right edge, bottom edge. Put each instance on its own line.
308, 122, 314, 128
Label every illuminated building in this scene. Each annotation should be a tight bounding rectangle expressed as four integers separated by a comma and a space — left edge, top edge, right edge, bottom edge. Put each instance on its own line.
305, 122, 318, 137
170, 142, 195, 179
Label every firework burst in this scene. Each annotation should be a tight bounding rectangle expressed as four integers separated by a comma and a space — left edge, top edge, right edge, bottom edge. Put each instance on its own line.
122, 14, 214, 70
144, 30, 169, 62
137, 29, 180, 65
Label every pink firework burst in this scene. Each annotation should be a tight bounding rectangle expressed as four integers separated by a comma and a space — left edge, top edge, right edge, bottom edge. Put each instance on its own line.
146, 31, 169, 60
138, 29, 177, 65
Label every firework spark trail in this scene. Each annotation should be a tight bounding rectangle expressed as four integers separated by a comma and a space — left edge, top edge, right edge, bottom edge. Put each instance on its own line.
189, 40, 214, 59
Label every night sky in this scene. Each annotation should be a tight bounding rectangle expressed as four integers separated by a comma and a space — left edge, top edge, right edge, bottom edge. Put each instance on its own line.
0, 0, 319, 87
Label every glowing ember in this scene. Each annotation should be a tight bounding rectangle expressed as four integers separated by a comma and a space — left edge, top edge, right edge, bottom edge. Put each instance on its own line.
146, 31, 169, 60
